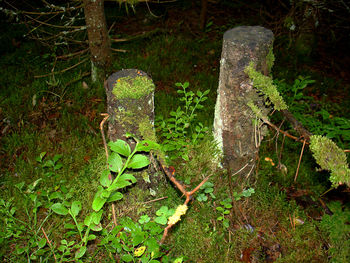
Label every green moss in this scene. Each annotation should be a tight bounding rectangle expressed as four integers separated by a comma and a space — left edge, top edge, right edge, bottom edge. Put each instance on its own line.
309, 135, 350, 186
266, 47, 275, 73
139, 118, 156, 142
245, 62, 288, 111
113, 76, 155, 100
247, 100, 268, 121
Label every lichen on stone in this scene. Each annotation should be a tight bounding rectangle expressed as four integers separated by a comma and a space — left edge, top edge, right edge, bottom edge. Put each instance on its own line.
309, 135, 350, 186
112, 76, 155, 100
244, 62, 287, 111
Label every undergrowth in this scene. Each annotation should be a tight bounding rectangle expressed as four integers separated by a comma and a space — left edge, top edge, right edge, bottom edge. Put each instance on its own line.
0, 16, 349, 262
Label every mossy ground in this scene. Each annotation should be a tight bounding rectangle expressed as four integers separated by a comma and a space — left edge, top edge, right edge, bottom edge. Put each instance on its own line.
0, 3, 349, 262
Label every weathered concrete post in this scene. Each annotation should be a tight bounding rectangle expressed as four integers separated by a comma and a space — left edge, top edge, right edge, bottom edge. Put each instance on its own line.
213, 26, 274, 180
105, 69, 156, 144
105, 69, 161, 194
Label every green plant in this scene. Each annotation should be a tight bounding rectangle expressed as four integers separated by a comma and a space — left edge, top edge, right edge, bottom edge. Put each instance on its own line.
216, 198, 232, 228
0, 179, 58, 261
156, 82, 209, 161
99, 215, 178, 263
232, 188, 255, 201
196, 181, 216, 202
36, 151, 63, 177
92, 136, 159, 212
154, 206, 175, 225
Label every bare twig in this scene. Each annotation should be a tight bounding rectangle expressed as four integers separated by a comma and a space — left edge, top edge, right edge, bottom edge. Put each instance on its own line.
99, 113, 118, 228
100, 113, 110, 159
142, 196, 168, 204
294, 139, 306, 183
158, 158, 212, 244
41, 227, 57, 262
34, 57, 89, 78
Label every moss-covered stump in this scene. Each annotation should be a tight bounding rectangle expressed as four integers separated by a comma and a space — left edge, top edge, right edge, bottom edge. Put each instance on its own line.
213, 26, 274, 182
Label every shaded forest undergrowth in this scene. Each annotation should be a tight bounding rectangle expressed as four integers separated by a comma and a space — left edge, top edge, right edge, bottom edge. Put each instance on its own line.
1, 1, 350, 262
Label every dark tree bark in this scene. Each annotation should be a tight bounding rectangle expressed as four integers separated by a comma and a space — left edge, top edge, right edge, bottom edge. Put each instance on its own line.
83, 0, 112, 81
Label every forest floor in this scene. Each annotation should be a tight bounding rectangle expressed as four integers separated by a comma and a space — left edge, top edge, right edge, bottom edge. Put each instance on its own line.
0, 1, 349, 262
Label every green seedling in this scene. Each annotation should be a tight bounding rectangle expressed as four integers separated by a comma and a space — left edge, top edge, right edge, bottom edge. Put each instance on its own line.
196, 181, 216, 202
154, 206, 175, 225
216, 198, 232, 228
232, 188, 255, 201
156, 82, 209, 161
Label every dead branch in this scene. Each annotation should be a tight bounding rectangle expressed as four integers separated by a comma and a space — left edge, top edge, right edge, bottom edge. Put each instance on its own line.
158, 158, 212, 244
99, 113, 117, 228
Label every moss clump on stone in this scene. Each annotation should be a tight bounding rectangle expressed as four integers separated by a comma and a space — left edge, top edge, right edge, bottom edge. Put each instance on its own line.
139, 118, 156, 142
266, 47, 275, 73
309, 135, 350, 186
245, 62, 287, 111
113, 76, 155, 100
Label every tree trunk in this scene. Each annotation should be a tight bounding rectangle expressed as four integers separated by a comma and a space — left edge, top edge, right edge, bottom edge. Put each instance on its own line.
83, 0, 111, 82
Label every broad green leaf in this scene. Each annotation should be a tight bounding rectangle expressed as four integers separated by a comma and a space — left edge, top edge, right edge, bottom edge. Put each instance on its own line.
127, 154, 150, 169
88, 234, 96, 241
108, 140, 131, 157
84, 213, 93, 226
108, 152, 123, 173
70, 201, 81, 217
92, 188, 108, 212
154, 216, 167, 225
90, 223, 103, 232
132, 232, 145, 246
119, 173, 137, 183
49, 192, 63, 200
136, 140, 160, 152
100, 189, 111, 199
100, 169, 112, 187
51, 203, 69, 215
37, 238, 46, 249
107, 191, 123, 202
92, 210, 103, 225
36, 152, 46, 162
121, 254, 133, 262
107, 173, 137, 191
75, 245, 86, 259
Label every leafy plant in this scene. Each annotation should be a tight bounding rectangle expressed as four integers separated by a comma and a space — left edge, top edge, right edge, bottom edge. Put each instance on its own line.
156, 82, 209, 161
196, 181, 216, 202
0, 179, 57, 261
232, 188, 255, 201
154, 206, 175, 225
36, 151, 63, 177
92, 137, 159, 212
216, 198, 232, 228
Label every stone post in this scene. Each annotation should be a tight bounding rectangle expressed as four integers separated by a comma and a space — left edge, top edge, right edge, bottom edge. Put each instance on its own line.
213, 26, 274, 180
104, 69, 161, 194
104, 69, 156, 144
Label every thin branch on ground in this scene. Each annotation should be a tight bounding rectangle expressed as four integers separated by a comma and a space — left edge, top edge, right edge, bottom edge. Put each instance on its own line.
158, 158, 211, 244
99, 113, 117, 228
294, 139, 306, 182
41, 227, 57, 262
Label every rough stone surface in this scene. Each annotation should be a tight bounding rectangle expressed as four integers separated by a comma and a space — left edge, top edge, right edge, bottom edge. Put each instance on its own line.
105, 69, 155, 143
213, 26, 274, 179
